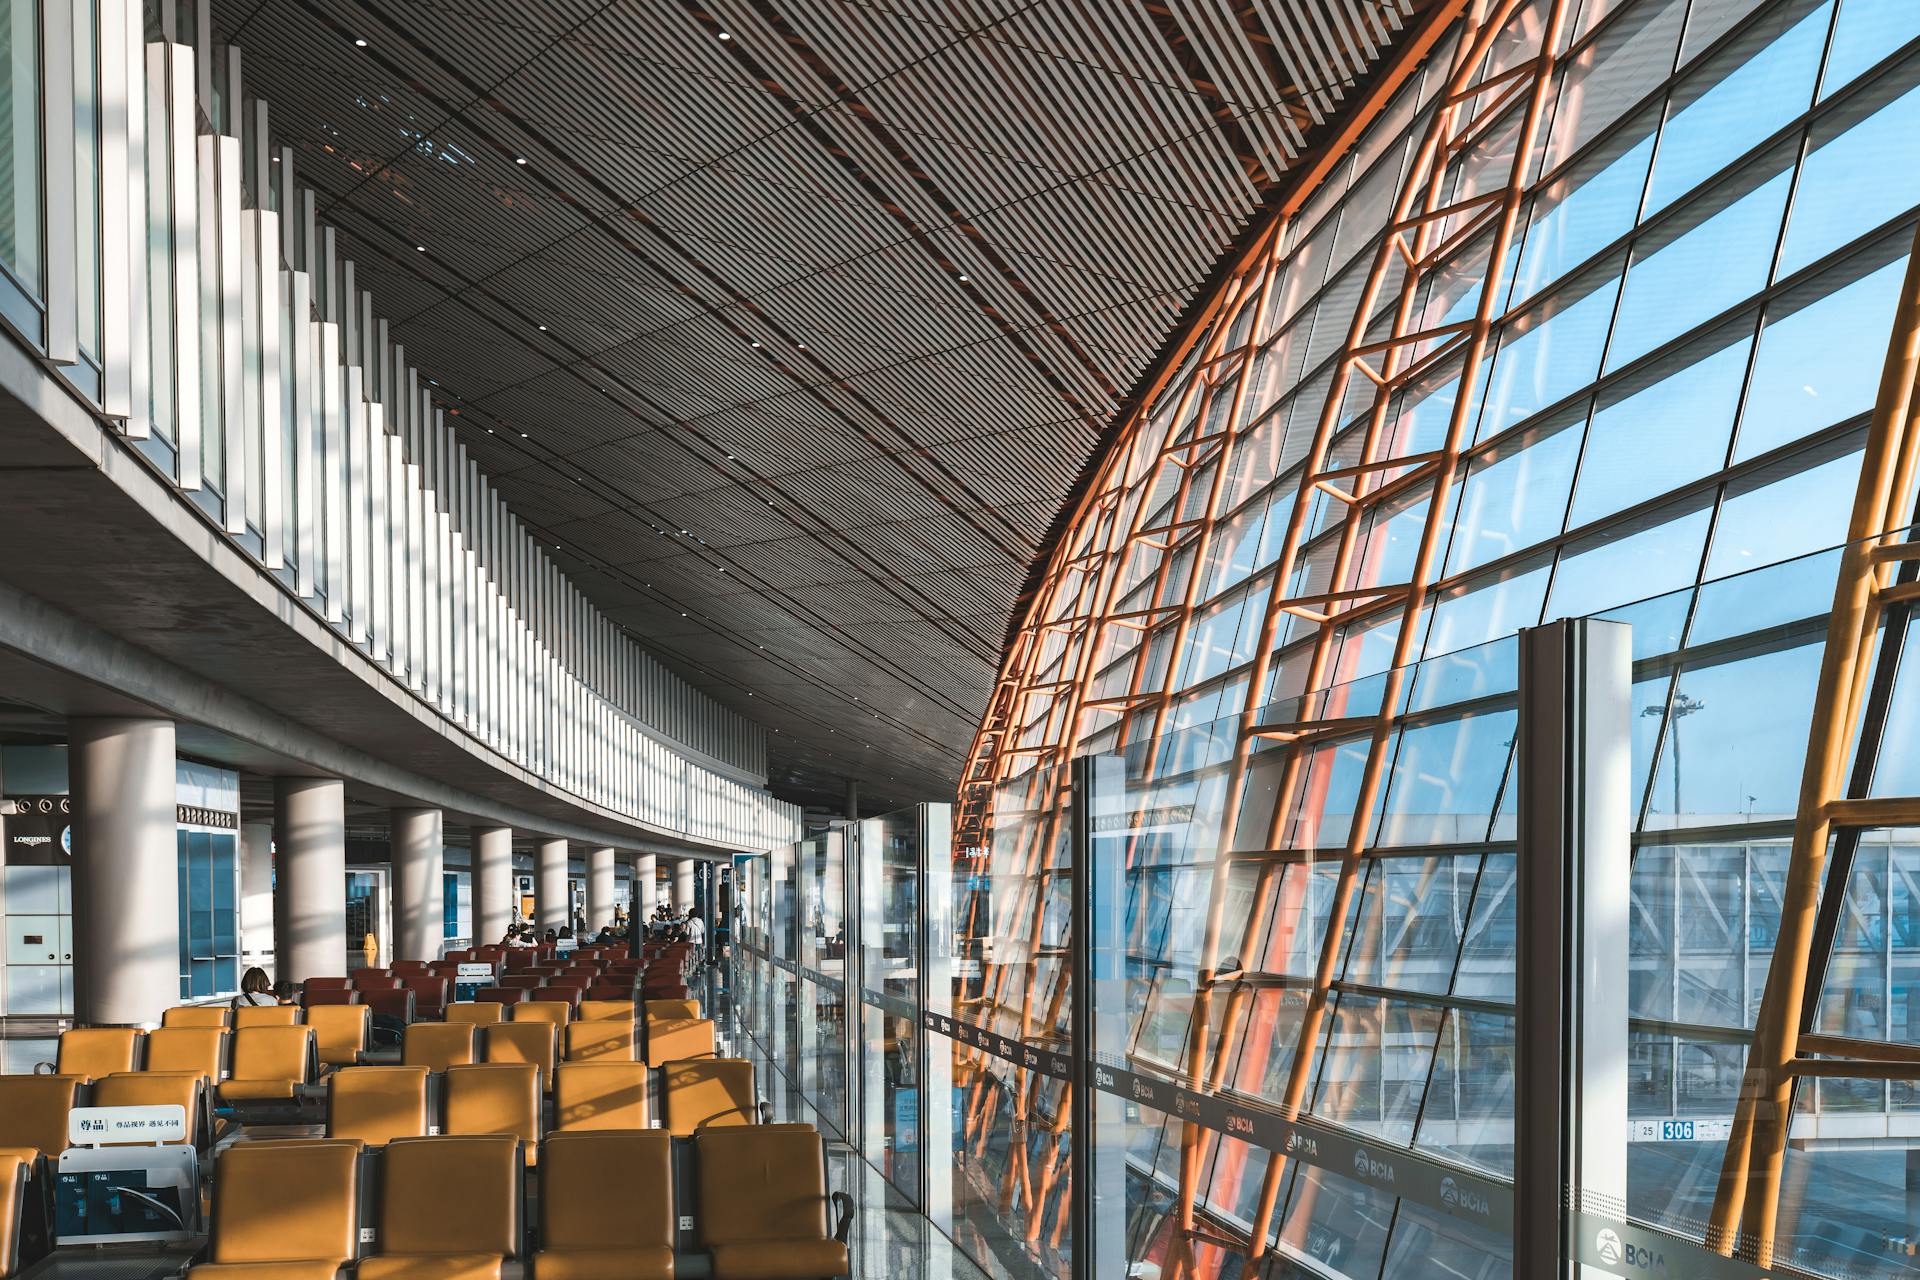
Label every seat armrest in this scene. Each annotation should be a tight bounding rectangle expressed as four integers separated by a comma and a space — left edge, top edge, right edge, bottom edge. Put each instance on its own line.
832, 1190, 855, 1244
30, 1062, 51, 1076
757, 1099, 772, 1125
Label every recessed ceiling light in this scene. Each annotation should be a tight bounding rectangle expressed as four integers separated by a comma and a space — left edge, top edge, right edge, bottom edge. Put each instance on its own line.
796, 343, 807, 350
717, 31, 731, 40
680, 612, 688, 618
750, 341, 761, 348
537, 324, 548, 332
519, 432, 528, 438
415, 245, 426, 252
515, 156, 527, 165
354, 37, 367, 47
486, 428, 494, 434
958, 274, 969, 282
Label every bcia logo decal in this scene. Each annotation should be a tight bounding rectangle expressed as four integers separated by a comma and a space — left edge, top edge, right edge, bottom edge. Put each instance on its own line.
1438, 1176, 1490, 1217
1285, 1131, 1318, 1159
1596, 1229, 1623, 1265
1131, 1079, 1155, 1102
1351, 1148, 1396, 1183
1094, 1066, 1115, 1088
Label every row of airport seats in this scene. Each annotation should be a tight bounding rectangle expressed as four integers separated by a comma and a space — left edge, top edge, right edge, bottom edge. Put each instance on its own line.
43, 1016, 363, 1083
326, 1056, 766, 1147
191, 1125, 850, 1279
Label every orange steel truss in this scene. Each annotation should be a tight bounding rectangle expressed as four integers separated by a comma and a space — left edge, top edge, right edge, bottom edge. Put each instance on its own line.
1707, 222, 1920, 1267
950, 0, 1572, 1267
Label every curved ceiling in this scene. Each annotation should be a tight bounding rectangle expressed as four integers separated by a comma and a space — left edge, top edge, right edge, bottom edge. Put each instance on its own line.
211, 0, 1436, 812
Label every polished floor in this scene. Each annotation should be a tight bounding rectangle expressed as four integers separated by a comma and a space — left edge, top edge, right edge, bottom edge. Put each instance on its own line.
702, 958, 994, 1280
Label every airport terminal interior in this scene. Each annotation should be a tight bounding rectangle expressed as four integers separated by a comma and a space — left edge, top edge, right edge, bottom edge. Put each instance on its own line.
5, 0, 1920, 1276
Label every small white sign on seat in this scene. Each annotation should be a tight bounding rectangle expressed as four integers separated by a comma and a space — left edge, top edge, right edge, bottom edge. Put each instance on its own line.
67, 1104, 188, 1147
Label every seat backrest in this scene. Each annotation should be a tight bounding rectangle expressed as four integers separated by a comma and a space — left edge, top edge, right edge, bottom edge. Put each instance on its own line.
483, 1021, 556, 1079
303, 988, 361, 1007
56, 1027, 141, 1080
391, 960, 430, 975
542, 1130, 671, 1251
513, 999, 571, 1027
552, 1062, 648, 1132
644, 1017, 716, 1070
401, 1022, 475, 1072
476, 987, 527, 1005
144, 1027, 226, 1080
376, 1134, 520, 1258
662, 1058, 756, 1137
161, 1005, 230, 1029
234, 1004, 302, 1028
0, 1152, 27, 1276
229, 1025, 314, 1085
328, 1065, 429, 1145
696, 1127, 831, 1248
359, 989, 416, 1023
400, 976, 448, 1011
644, 998, 700, 1023
445, 1001, 504, 1025
576, 999, 634, 1023
92, 1071, 199, 1144
499, 973, 543, 990
351, 975, 402, 991
443, 1064, 540, 1152
308, 1003, 371, 1065
0, 1076, 80, 1156
563, 1019, 634, 1064
208, 1139, 360, 1265
303, 976, 353, 992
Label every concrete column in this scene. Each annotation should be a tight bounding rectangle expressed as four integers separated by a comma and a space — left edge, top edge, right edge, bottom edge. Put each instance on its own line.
536, 839, 569, 934
390, 808, 444, 962
472, 826, 515, 944
70, 718, 179, 1026
274, 777, 347, 980
587, 847, 616, 933
239, 820, 276, 979
674, 858, 694, 913
634, 854, 656, 917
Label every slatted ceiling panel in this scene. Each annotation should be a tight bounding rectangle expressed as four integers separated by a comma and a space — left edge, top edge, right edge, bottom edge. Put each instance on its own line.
215, 0, 1433, 809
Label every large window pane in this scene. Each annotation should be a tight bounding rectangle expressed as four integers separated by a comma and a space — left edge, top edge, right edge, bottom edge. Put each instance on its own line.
1779, 58, 1920, 277
0, 3, 40, 292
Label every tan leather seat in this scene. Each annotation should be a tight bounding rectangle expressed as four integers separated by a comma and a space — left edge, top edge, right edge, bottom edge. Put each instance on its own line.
0, 1151, 27, 1278
552, 1062, 648, 1132
162, 1005, 230, 1029
145, 1027, 227, 1081
232, 1004, 301, 1029
697, 1127, 848, 1279
308, 1003, 371, 1068
443, 1064, 540, 1164
56, 1027, 141, 1081
402, 1022, 476, 1073
187, 1138, 360, 1279
563, 1019, 634, 1063
0, 1076, 80, 1157
328, 1066, 429, 1146
574, 999, 634, 1023
643, 999, 700, 1023
662, 1059, 756, 1138
482, 1021, 556, 1081
355, 1134, 519, 1279
93, 1072, 201, 1146
444, 1002, 503, 1026
509, 1000, 570, 1029
218, 1026, 315, 1103
536, 1130, 673, 1279
645, 1019, 716, 1070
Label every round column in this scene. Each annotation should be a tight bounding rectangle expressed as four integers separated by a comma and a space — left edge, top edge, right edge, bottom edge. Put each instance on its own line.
70, 717, 179, 1026
390, 808, 444, 962
239, 819, 276, 980
274, 777, 348, 981
536, 839, 569, 934
674, 858, 695, 913
587, 847, 616, 934
633, 854, 656, 917
472, 826, 515, 943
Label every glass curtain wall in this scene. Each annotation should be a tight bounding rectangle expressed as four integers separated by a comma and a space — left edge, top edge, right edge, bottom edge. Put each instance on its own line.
946, 0, 1920, 1277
